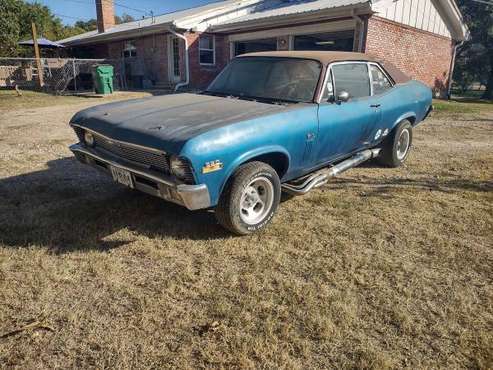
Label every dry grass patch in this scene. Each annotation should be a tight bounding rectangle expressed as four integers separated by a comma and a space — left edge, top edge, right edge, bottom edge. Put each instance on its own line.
0, 95, 492, 368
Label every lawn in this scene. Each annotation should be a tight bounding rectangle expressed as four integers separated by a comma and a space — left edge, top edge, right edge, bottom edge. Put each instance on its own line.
0, 92, 491, 368
0, 89, 154, 111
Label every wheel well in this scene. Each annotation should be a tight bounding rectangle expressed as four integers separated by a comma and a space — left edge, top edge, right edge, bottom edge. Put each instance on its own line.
406, 116, 416, 126
245, 152, 289, 180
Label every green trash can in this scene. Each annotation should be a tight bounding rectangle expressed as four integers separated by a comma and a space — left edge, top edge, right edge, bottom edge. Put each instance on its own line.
93, 64, 114, 94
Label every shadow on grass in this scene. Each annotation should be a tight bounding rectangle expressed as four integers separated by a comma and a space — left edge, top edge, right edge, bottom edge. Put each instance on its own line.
329, 175, 492, 197
0, 157, 229, 253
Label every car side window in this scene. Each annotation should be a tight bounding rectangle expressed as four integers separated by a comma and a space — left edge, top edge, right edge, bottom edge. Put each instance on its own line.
331, 63, 370, 99
321, 69, 334, 101
370, 64, 392, 95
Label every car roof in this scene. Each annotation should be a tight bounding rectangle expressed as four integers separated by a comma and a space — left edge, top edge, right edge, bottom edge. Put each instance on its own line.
238, 51, 376, 64
237, 51, 411, 84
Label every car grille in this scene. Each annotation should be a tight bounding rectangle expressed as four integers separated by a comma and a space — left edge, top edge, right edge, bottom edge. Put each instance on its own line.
73, 126, 170, 173
94, 135, 171, 173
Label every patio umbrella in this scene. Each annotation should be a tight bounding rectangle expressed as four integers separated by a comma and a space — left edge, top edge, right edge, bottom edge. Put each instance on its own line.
18, 38, 65, 49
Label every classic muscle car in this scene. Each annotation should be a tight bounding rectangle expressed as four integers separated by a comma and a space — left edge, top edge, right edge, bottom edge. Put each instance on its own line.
69, 51, 432, 234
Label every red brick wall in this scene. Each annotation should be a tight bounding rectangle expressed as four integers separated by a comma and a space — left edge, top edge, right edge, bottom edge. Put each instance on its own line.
186, 32, 230, 89
107, 34, 169, 85
365, 16, 453, 96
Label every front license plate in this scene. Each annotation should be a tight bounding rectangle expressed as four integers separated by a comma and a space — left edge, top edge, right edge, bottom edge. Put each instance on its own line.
110, 166, 134, 188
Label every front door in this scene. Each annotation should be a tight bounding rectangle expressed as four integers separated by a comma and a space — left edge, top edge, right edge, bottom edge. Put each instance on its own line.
168, 36, 181, 83
315, 62, 379, 164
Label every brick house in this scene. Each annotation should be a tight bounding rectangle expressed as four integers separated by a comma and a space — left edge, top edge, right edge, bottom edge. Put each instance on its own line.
59, 0, 467, 96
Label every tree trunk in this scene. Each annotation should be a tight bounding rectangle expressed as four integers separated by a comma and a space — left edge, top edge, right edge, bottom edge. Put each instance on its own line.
482, 54, 493, 100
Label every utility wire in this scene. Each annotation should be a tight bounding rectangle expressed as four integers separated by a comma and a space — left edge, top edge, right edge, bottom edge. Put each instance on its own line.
53, 13, 91, 21
53, 0, 151, 15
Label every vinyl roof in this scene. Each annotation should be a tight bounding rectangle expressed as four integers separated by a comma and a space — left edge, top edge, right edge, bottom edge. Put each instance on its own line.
238, 50, 376, 64
237, 51, 411, 84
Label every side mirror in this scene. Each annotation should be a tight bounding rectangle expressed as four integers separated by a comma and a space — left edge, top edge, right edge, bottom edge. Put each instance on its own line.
337, 91, 350, 103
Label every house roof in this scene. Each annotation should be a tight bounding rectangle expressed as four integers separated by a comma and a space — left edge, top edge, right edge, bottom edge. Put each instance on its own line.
210, 0, 370, 30
58, 0, 255, 46
58, 0, 467, 46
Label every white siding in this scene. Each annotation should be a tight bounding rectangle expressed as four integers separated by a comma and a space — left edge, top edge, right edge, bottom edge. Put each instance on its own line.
373, 0, 452, 38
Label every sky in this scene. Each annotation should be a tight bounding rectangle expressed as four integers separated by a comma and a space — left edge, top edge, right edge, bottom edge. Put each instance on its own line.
26, 0, 221, 24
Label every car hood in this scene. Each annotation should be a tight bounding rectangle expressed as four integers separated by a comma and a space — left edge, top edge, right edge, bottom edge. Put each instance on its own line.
70, 93, 286, 153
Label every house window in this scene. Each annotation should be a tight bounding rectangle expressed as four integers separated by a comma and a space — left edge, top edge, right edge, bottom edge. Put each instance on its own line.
123, 41, 137, 58
234, 38, 277, 56
293, 31, 354, 51
172, 38, 180, 77
199, 35, 215, 65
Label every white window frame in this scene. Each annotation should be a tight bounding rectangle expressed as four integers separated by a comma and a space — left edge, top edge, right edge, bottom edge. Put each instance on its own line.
318, 61, 395, 103
199, 35, 215, 66
123, 40, 137, 58
368, 62, 395, 95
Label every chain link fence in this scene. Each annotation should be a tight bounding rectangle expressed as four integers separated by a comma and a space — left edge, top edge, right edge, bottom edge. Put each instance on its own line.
0, 57, 125, 94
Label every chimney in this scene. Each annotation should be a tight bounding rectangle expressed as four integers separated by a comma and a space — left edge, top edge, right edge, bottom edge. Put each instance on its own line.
95, 0, 115, 33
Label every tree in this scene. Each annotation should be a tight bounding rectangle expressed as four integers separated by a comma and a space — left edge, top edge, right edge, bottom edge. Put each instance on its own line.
455, 0, 493, 100
74, 19, 97, 32
0, 0, 84, 56
115, 13, 136, 24
0, 0, 24, 56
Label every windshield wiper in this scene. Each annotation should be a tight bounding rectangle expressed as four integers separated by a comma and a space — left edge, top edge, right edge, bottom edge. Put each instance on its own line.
202, 91, 243, 99
241, 96, 300, 105
203, 91, 300, 105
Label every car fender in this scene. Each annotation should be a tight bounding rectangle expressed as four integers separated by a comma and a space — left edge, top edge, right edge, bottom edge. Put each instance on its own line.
392, 111, 417, 130
219, 145, 291, 196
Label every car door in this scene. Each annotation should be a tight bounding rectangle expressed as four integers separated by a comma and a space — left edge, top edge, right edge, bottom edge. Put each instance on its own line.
367, 62, 395, 144
314, 62, 380, 165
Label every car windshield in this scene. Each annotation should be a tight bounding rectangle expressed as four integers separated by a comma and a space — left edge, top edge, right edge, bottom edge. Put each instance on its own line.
204, 57, 322, 104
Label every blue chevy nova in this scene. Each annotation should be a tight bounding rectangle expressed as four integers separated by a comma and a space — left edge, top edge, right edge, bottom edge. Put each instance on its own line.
69, 51, 432, 234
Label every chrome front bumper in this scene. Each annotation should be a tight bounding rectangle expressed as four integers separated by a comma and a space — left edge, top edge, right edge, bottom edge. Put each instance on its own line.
70, 143, 211, 210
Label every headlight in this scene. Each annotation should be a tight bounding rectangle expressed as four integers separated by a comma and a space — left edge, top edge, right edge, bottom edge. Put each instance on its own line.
170, 155, 194, 183
84, 131, 95, 147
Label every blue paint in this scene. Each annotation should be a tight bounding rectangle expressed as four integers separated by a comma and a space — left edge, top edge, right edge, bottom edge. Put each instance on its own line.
181, 80, 431, 205
70, 59, 432, 208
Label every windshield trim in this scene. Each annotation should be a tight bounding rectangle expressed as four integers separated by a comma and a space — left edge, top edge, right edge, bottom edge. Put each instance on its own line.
205, 56, 324, 104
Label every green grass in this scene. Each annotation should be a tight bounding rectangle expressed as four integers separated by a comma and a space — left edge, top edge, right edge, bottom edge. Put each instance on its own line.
0, 90, 492, 368
433, 98, 493, 115
0, 89, 153, 111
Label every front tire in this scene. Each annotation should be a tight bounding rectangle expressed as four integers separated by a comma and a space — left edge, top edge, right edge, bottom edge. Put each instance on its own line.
215, 161, 281, 235
378, 120, 413, 167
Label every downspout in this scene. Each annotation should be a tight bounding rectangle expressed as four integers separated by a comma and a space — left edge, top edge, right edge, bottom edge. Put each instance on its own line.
352, 10, 365, 52
447, 40, 464, 99
168, 27, 190, 92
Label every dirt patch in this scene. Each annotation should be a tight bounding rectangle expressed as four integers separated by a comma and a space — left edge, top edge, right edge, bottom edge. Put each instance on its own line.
0, 95, 492, 368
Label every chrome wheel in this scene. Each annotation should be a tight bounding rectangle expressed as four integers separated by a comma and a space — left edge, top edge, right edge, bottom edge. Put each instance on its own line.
396, 128, 410, 160
239, 176, 274, 225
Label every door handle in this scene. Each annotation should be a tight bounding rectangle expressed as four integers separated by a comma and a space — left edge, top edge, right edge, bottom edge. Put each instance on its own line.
306, 132, 316, 141
370, 104, 381, 108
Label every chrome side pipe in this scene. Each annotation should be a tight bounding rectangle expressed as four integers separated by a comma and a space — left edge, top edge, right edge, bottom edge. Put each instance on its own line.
282, 148, 381, 195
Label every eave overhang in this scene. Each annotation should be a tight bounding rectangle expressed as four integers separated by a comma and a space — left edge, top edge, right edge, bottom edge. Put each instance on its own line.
209, 2, 372, 33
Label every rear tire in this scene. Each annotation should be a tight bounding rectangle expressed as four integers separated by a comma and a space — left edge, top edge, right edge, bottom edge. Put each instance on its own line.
378, 120, 413, 167
215, 161, 281, 235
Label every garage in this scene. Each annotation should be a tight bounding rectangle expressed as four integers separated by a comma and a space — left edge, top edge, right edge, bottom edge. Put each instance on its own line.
293, 31, 354, 51
233, 38, 277, 56
231, 30, 355, 57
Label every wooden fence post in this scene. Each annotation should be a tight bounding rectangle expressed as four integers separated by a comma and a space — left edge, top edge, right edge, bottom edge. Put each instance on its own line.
31, 22, 44, 88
